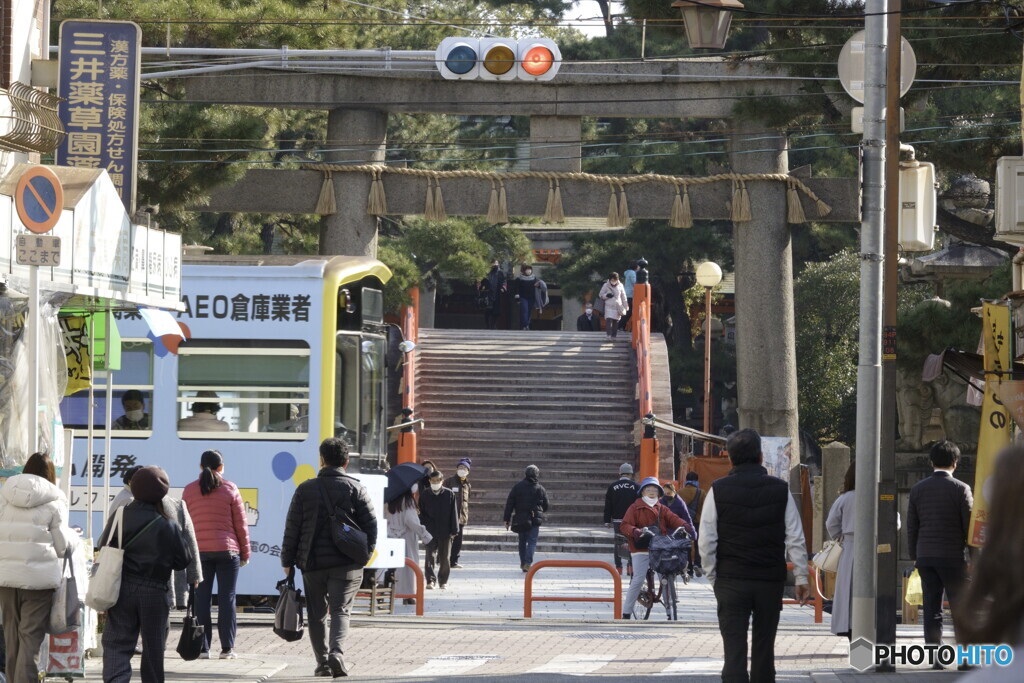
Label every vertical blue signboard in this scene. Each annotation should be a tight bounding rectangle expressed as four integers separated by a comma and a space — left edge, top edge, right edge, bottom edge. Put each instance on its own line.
55, 20, 142, 215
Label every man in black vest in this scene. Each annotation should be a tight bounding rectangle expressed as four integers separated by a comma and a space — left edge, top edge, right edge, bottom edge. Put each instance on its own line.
907, 440, 973, 658
698, 428, 810, 683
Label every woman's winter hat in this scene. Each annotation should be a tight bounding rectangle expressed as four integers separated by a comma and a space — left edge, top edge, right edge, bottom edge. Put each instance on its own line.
457, 458, 472, 471
638, 476, 664, 497
130, 465, 170, 503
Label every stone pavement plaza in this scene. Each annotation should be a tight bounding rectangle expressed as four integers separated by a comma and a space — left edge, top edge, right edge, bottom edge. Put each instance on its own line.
135, 549, 968, 682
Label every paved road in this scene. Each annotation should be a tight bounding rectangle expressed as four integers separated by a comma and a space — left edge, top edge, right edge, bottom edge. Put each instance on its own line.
76, 550, 974, 681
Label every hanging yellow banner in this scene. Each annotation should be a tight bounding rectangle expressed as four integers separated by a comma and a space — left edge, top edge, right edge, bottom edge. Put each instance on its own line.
59, 316, 91, 395
969, 301, 1013, 547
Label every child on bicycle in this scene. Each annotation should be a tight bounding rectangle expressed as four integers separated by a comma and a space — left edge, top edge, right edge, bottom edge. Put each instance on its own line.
620, 476, 694, 619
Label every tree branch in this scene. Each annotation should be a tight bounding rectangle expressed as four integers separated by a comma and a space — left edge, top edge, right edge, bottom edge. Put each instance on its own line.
936, 206, 1017, 256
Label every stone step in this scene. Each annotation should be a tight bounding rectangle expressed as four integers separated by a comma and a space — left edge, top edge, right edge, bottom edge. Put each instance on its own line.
418, 443, 633, 457
417, 367, 632, 379
416, 402, 627, 414
417, 418, 633, 432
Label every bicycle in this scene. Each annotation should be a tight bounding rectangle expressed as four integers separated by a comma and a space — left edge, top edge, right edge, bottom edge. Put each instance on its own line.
631, 530, 692, 621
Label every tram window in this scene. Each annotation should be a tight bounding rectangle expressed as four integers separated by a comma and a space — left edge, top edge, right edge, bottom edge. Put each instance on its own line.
59, 339, 154, 434
335, 335, 360, 448
177, 340, 310, 440
360, 336, 386, 463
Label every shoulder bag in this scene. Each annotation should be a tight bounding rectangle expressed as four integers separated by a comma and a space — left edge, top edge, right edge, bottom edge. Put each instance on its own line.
176, 586, 205, 660
47, 546, 81, 634
316, 479, 370, 566
812, 537, 843, 574
84, 508, 162, 611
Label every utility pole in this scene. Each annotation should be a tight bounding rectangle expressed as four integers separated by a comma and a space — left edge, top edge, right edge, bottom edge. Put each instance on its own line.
876, 0, 901, 668
852, 0, 886, 645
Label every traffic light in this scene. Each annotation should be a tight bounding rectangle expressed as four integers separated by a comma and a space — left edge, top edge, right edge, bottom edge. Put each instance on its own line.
436, 37, 561, 81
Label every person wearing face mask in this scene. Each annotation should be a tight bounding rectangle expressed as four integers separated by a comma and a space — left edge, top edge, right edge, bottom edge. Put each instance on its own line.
419, 471, 459, 590
479, 260, 507, 330
619, 476, 693, 619
513, 264, 540, 330
597, 272, 629, 339
576, 303, 600, 332
444, 459, 472, 569
113, 389, 150, 430
384, 487, 431, 605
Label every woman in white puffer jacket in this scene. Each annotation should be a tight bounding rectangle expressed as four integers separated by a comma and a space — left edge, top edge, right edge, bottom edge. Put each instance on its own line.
0, 452, 79, 683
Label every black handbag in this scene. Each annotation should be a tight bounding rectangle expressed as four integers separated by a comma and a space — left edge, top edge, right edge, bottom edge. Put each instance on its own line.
176, 587, 205, 661
316, 479, 371, 566
274, 574, 305, 642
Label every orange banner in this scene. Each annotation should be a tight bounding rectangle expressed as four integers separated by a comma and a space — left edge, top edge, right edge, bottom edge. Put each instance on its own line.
969, 302, 1013, 547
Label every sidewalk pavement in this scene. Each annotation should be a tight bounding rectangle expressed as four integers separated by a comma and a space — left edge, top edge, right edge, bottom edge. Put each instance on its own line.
138, 549, 974, 681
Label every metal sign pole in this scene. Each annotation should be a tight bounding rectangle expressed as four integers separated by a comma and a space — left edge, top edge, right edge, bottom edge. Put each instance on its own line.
103, 308, 114, 520
27, 265, 40, 455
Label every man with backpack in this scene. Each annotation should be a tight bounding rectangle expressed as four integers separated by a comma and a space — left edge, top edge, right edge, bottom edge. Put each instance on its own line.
679, 472, 705, 577
619, 477, 694, 619
281, 438, 378, 678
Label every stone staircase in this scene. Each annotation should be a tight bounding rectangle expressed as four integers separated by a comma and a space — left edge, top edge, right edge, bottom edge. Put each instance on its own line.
415, 329, 637, 527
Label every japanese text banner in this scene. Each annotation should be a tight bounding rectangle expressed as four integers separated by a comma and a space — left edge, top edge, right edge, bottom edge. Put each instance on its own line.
56, 20, 141, 214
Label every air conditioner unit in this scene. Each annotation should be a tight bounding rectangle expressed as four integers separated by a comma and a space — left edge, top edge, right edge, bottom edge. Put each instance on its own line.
995, 156, 1024, 246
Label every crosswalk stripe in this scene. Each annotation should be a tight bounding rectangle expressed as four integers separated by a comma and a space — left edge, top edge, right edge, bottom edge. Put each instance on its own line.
402, 656, 497, 677
527, 654, 616, 675
657, 657, 724, 675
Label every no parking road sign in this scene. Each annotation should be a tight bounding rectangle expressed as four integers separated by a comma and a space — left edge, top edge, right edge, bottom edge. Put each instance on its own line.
15, 166, 64, 234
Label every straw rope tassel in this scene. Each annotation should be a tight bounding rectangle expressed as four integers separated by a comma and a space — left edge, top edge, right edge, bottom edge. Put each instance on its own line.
786, 180, 807, 224
617, 183, 630, 226
433, 178, 447, 221
498, 180, 508, 223
551, 179, 565, 223
487, 179, 502, 224
731, 179, 752, 223
815, 197, 832, 218
607, 182, 619, 227
424, 177, 436, 220
670, 184, 693, 228
544, 179, 555, 223
315, 171, 337, 215
367, 170, 388, 216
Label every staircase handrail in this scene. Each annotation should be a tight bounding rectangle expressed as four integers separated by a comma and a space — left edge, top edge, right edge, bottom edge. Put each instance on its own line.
398, 288, 420, 464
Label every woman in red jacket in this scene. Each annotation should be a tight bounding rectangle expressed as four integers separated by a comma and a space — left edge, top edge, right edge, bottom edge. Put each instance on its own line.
619, 476, 693, 619
182, 450, 250, 659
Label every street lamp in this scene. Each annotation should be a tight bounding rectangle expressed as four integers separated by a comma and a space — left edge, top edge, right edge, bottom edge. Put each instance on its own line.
695, 261, 722, 437
672, 0, 744, 50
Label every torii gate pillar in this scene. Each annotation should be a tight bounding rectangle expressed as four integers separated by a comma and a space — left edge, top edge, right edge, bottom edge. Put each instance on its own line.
729, 126, 801, 470
320, 108, 387, 257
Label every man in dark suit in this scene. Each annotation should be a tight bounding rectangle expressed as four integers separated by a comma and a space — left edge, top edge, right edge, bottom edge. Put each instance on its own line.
907, 440, 973, 660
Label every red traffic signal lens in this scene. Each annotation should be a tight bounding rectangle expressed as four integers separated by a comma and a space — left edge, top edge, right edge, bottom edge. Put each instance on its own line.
521, 46, 554, 76
483, 45, 515, 75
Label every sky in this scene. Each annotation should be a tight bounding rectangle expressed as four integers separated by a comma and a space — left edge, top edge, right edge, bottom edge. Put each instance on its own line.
565, 0, 625, 38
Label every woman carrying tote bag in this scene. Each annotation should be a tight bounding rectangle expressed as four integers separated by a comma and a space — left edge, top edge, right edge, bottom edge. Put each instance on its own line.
99, 466, 192, 683
824, 463, 856, 639
0, 453, 79, 683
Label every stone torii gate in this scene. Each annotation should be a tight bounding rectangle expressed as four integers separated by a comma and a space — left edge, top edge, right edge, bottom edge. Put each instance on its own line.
177, 59, 860, 463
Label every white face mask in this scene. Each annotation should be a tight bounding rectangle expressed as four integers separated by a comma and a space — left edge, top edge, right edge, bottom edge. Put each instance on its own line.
430, 482, 442, 492
411, 483, 418, 494
457, 468, 469, 478
642, 494, 658, 506
125, 409, 144, 422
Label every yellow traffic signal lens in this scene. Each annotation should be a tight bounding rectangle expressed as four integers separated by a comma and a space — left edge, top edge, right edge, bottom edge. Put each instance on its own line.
522, 46, 554, 76
483, 45, 515, 75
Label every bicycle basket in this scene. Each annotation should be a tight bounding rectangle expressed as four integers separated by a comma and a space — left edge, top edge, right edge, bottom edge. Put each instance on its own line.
649, 534, 691, 576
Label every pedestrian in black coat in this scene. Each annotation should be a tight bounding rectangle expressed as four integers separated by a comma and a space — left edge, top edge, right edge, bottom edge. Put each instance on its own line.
503, 465, 550, 572
576, 304, 600, 332
419, 471, 459, 589
281, 438, 378, 678
907, 440, 974, 654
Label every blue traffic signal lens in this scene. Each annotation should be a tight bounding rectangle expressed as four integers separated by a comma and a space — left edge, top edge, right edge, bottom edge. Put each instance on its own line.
445, 45, 477, 75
